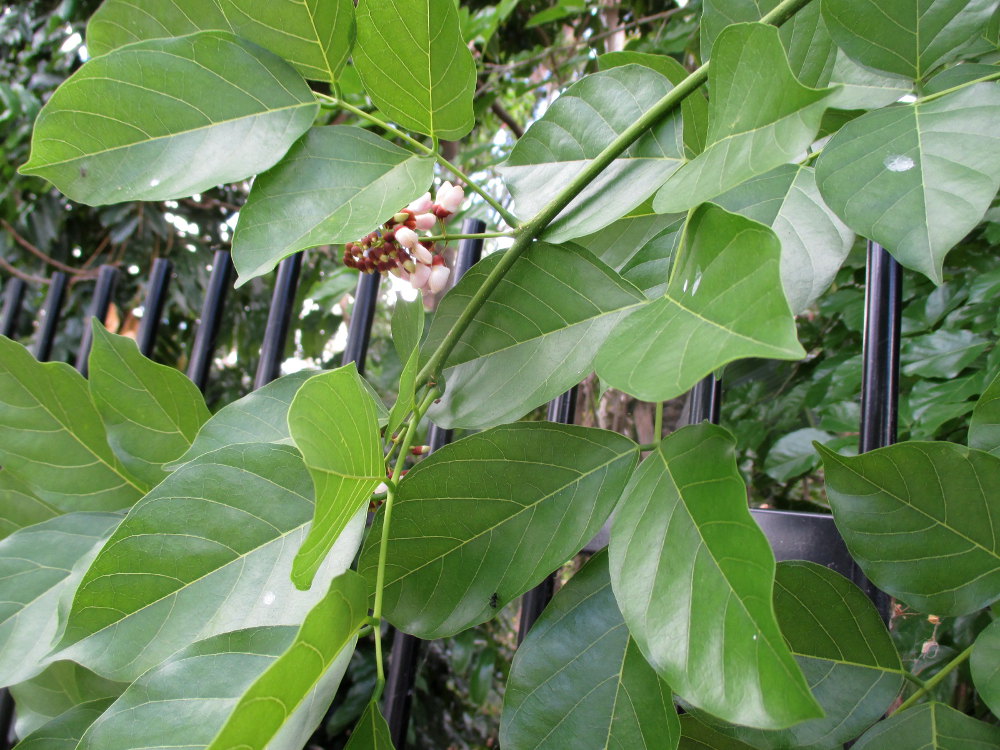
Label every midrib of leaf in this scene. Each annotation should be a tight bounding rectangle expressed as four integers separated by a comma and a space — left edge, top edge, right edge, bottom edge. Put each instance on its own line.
383, 447, 633, 587
96, 349, 193, 439
302, 0, 335, 81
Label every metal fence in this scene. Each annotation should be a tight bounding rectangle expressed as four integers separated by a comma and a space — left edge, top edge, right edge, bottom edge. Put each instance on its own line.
0, 230, 901, 749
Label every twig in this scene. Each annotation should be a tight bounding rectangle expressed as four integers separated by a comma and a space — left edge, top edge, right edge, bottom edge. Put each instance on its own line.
0, 255, 51, 285
1, 219, 87, 276
490, 100, 525, 138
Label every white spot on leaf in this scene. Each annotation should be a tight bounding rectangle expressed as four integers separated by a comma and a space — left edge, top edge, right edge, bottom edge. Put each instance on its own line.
884, 154, 915, 172
262, 591, 276, 606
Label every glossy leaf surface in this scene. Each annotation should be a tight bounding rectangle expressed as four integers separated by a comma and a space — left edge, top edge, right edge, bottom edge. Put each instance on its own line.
20, 31, 317, 205
88, 321, 210, 489
695, 561, 903, 749
287, 367, 383, 590
57, 444, 365, 681
206, 572, 367, 749
354, 0, 476, 139
501, 65, 684, 241
970, 369, 1000, 456
360, 423, 638, 638
501, 551, 679, 750
343, 702, 395, 750
653, 23, 834, 213
609, 424, 821, 729
0, 512, 120, 687
14, 698, 114, 750
818, 441, 1000, 615
0, 471, 58, 541
0, 337, 142, 512
822, 0, 997, 80
971, 618, 1000, 716
424, 243, 644, 429
9, 660, 125, 738
233, 126, 433, 283
816, 84, 1000, 283
596, 204, 804, 403
86, 0, 355, 83
712, 165, 853, 313
851, 702, 1000, 749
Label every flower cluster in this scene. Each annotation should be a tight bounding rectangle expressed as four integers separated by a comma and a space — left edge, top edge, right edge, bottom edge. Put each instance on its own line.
342, 182, 464, 293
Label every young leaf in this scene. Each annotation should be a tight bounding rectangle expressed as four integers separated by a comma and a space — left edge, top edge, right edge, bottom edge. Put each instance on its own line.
971, 618, 1000, 716
969, 369, 1000, 456
692, 561, 904, 749
353, 0, 476, 139
653, 23, 834, 214
56, 444, 365, 681
712, 164, 854, 314
816, 84, 1000, 284
609, 424, 822, 729
0, 470, 59, 541
76, 625, 354, 750
233, 126, 434, 284
0, 336, 143, 512
287, 366, 383, 590
88, 321, 210, 489
500, 551, 680, 750
850, 702, 1000, 748
13, 698, 115, 750
818, 441, 1000, 616
205, 571, 367, 750
0, 512, 121, 687
596, 204, 804, 403
19, 31, 317, 206
8, 661, 126, 739
343, 701, 395, 750
424, 242, 645, 430
359, 423, 638, 639
822, 0, 997, 81
87, 0, 356, 83
499, 65, 684, 242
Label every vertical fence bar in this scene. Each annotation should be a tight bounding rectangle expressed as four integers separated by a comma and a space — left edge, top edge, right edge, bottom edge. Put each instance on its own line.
341, 273, 381, 370
74, 265, 119, 375
34, 272, 68, 362
135, 258, 172, 358
187, 250, 233, 393
0, 279, 26, 338
855, 241, 901, 619
383, 218, 486, 750
685, 374, 722, 425
253, 254, 303, 390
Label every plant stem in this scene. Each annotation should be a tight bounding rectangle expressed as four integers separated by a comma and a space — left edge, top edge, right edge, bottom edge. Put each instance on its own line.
892, 643, 975, 714
316, 93, 519, 226
902, 670, 929, 690
371, 387, 439, 702
915, 70, 1000, 104
654, 401, 664, 443
424, 231, 514, 242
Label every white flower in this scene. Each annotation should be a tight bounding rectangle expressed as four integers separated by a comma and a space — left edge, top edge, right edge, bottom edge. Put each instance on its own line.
436, 182, 464, 213
414, 212, 437, 231
407, 192, 433, 213
410, 262, 432, 289
412, 243, 433, 265
395, 226, 419, 250
428, 264, 451, 293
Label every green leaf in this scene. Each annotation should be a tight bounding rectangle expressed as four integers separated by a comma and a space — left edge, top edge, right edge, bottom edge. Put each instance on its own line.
574, 209, 684, 273
359, 423, 638, 639
500, 550, 680, 750
0, 471, 59, 541
88, 321, 210, 489
599, 51, 709, 156
712, 165, 854, 313
386, 296, 426, 442
817, 441, 1000, 616
596, 204, 804, 403
287, 366, 383, 590
353, 0, 476, 139
206, 571, 367, 749
701, 0, 837, 88
816, 84, 1000, 283
500, 65, 684, 242
0, 337, 143, 511
13, 697, 115, 750
233, 126, 433, 284
19, 31, 318, 206
924, 63, 1000, 95
822, 0, 997, 80
653, 23, 834, 214
678, 716, 757, 750
167, 370, 319, 468
608, 424, 821, 729
86, 0, 355, 83
56, 444, 365, 681
971, 618, 1000, 716
424, 242, 645, 430
0, 512, 120, 687
763, 428, 835, 482
827, 51, 914, 110
693, 561, 904, 749
76, 625, 354, 750
344, 701, 396, 749
901, 329, 989, 379
970, 370, 1000, 456
851, 702, 1000, 749
9, 661, 126, 739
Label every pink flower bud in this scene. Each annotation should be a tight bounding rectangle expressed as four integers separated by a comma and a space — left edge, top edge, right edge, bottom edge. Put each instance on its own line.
410, 445, 431, 456
407, 192, 433, 213
436, 182, 464, 213
395, 226, 419, 250
414, 213, 437, 231
428, 264, 451, 293
410, 262, 432, 289
412, 243, 433, 265
374, 482, 388, 495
